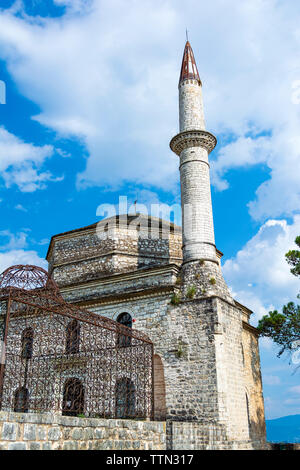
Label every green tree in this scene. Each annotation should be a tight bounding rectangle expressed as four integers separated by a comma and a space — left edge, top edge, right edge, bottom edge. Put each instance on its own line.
257, 236, 300, 357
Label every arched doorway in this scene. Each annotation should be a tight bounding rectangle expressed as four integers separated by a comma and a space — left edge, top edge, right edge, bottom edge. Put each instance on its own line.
153, 355, 166, 420
62, 378, 84, 416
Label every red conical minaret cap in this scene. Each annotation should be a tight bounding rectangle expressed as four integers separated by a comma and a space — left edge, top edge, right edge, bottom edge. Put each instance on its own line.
179, 41, 201, 85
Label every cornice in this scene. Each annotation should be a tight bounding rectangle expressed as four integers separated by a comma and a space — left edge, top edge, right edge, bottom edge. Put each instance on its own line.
67, 285, 175, 308
59, 264, 180, 293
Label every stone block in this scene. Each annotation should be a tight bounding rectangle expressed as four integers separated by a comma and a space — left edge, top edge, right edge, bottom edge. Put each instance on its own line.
29, 442, 41, 451
23, 424, 36, 441
8, 442, 27, 450
48, 426, 62, 441
2, 422, 17, 441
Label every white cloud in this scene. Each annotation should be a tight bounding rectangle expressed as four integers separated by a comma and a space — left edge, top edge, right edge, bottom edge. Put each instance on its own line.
223, 215, 300, 325
0, 229, 28, 250
0, 126, 61, 192
0, 228, 47, 274
283, 398, 300, 406
0, 249, 47, 273
289, 386, 300, 394
14, 204, 27, 212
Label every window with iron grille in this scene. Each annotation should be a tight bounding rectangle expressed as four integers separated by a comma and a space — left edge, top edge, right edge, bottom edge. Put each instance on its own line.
117, 313, 132, 348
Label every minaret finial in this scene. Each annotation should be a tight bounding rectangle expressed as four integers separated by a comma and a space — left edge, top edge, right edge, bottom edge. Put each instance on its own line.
186, 28, 189, 42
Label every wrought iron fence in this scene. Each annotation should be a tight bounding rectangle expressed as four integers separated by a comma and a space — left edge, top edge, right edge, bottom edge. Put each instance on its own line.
0, 265, 153, 419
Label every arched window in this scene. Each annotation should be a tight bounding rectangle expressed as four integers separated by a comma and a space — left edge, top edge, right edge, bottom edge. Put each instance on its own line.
116, 313, 132, 348
14, 387, 29, 413
115, 378, 135, 418
62, 378, 84, 416
66, 320, 80, 354
21, 328, 34, 359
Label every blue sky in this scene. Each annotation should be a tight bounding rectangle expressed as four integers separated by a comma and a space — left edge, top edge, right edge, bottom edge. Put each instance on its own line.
0, 0, 300, 420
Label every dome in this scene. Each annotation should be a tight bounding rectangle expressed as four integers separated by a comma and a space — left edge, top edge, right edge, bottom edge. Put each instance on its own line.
0, 265, 59, 294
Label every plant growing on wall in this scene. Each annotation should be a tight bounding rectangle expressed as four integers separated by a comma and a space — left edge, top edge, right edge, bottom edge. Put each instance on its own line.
186, 285, 196, 299
171, 292, 181, 305
175, 344, 183, 358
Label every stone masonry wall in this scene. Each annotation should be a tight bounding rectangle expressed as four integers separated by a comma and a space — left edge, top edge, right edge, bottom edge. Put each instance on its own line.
0, 412, 166, 451
179, 80, 206, 131
179, 146, 217, 263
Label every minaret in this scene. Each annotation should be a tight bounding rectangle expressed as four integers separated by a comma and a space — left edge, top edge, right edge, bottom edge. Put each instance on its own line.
170, 41, 217, 264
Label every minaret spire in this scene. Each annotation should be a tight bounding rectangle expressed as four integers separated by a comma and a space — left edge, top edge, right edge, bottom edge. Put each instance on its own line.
179, 40, 202, 86
170, 40, 217, 264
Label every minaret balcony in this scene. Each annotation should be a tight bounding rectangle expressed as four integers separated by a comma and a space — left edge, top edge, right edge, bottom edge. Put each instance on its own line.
170, 129, 217, 156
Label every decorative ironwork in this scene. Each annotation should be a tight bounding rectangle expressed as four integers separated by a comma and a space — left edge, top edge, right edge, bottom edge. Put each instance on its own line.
0, 265, 153, 419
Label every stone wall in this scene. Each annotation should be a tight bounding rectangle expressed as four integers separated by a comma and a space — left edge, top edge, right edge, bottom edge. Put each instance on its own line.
0, 412, 166, 450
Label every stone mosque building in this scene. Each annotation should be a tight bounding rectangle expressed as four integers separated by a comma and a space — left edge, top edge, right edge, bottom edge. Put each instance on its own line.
44, 41, 267, 449
0, 41, 267, 450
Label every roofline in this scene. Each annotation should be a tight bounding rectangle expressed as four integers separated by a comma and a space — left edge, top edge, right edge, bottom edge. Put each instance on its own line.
46, 214, 224, 262
234, 300, 253, 316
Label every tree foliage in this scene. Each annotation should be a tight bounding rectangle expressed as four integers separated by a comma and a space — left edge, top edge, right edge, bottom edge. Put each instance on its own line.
257, 236, 300, 357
